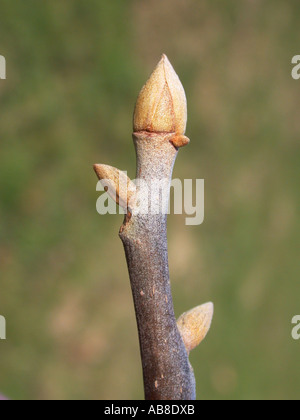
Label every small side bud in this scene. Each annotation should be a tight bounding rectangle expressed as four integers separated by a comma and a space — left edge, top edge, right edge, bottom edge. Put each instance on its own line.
94, 164, 136, 210
170, 134, 190, 149
177, 302, 214, 354
133, 54, 188, 138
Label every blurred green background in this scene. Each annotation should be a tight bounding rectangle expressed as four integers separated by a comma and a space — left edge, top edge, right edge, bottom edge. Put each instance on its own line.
0, 0, 299, 400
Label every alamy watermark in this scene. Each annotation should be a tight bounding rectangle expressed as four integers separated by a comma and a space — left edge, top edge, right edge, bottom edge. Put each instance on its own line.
291, 55, 300, 80
96, 176, 204, 226
0, 316, 6, 340
291, 315, 300, 340
0, 55, 6, 79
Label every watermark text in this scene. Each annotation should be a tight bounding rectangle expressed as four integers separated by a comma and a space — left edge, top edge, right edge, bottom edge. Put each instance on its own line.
0, 55, 6, 79
96, 176, 204, 226
292, 315, 300, 340
291, 55, 300, 80
0, 316, 6, 340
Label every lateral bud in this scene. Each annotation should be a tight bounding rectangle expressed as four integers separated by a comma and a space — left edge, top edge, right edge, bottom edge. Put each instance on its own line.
177, 302, 214, 354
93, 164, 136, 210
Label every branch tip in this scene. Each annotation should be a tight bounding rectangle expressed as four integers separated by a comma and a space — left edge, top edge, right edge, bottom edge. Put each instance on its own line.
133, 54, 187, 136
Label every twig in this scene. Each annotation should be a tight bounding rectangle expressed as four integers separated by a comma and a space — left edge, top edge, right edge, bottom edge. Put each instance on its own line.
94, 55, 213, 400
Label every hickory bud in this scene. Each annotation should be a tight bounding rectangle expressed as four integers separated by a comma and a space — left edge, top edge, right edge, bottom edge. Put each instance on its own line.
94, 164, 136, 210
177, 302, 214, 354
133, 54, 190, 147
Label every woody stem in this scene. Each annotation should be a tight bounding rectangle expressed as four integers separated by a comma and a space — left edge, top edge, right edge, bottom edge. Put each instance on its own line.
119, 132, 196, 400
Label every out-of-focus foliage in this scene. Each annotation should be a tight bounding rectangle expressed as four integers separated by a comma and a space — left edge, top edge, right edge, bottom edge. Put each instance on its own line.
0, 0, 299, 400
